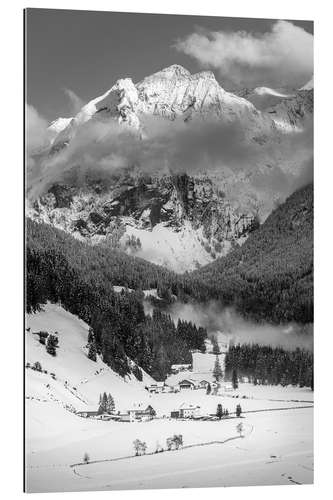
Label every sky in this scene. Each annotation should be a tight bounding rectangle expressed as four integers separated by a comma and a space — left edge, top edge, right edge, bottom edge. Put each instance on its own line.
25, 9, 313, 122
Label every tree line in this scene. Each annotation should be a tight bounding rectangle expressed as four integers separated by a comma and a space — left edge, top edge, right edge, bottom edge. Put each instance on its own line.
225, 343, 313, 389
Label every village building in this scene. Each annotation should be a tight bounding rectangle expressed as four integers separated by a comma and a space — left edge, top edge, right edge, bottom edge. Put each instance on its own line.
178, 379, 200, 390
179, 403, 201, 418
128, 405, 156, 422
76, 410, 99, 418
146, 382, 170, 393
198, 379, 210, 389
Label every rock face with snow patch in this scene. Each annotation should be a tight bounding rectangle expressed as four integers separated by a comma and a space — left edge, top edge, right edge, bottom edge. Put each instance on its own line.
28, 172, 259, 272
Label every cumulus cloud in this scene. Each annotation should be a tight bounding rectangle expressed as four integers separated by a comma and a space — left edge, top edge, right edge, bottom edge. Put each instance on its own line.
63, 88, 85, 115
175, 20, 313, 89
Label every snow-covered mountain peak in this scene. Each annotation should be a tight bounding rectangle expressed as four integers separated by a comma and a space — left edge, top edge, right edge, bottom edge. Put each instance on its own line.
151, 64, 192, 79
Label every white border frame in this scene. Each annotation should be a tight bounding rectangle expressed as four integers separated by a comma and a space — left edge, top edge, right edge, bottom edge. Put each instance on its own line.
1, 1, 332, 499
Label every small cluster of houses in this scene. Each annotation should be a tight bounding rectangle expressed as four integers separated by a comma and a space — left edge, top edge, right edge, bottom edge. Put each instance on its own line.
77, 404, 156, 422
77, 403, 204, 422
146, 379, 233, 393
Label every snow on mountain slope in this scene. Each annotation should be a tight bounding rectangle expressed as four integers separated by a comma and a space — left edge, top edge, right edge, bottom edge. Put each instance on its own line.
122, 221, 228, 272
50, 64, 275, 153
266, 89, 313, 132
299, 76, 313, 91
27, 173, 254, 272
26, 303, 155, 413
235, 86, 296, 112
48, 117, 73, 135
254, 87, 293, 98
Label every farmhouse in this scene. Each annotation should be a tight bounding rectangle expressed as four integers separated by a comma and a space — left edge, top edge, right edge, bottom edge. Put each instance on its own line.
178, 379, 199, 390
128, 405, 156, 421
198, 379, 210, 389
179, 403, 201, 418
76, 410, 98, 418
146, 382, 169, 393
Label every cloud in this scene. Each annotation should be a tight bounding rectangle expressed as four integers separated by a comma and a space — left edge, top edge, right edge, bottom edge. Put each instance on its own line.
63, 88, 84, 115
26, 114, 264, 199
175, 21, 313, 89
25, 104, 50, 155
167, 301, 313, 351
26, 109, 313, 210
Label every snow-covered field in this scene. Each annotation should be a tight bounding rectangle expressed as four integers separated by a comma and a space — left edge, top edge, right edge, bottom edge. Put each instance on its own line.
25, 303, 313, 493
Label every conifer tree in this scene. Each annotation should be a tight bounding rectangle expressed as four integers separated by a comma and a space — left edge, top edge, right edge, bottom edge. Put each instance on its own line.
216, 404, 223, 420
87, 328, 94, 344
46, 334, 58, 356
232, 368, 239, 389
106, 393, 115, 414
211, 335, 220, 355
98, 392, 108, 414
88, 342, 97, 362
213, 356, 223, 382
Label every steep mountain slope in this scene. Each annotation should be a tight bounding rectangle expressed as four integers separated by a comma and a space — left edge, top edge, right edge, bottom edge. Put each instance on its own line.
26, 303, 154, 414
50, 64, 274, 153
28, 173, 260, 272
191, 184, 313, 323
266, 89, 313, 132
235, 86, 296, 111
26, 218, 208, 380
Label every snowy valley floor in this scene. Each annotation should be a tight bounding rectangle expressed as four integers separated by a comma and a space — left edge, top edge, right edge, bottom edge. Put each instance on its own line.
26, 407, 313, 492
25, 304, 313, 492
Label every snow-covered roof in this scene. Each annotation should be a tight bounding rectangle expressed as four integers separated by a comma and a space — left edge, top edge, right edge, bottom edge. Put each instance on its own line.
171, 364, 191, 369
178, 379, 197, 385
179, 403, 201, 410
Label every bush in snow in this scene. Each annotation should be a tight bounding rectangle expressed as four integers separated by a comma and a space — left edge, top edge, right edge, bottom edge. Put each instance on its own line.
83, 452, 90, 464
33, 361, 42, 372
236, 404, 242, 417
236, 422, 244, 438
133, 439, 147, 456
37, 331, 49, 345
166, 434, 183, 451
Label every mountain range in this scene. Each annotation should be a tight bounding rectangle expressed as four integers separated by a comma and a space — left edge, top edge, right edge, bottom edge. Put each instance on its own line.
27, 65, 313, 272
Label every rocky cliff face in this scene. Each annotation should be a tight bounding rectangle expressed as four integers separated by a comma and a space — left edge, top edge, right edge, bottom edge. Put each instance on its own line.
27, 65, 313, 272
27, 172, 260, 272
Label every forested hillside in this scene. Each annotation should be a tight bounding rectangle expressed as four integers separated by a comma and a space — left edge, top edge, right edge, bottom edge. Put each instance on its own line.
190, 184, 313, 323
26, 219, 207, 380
26, 184, 313, 379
